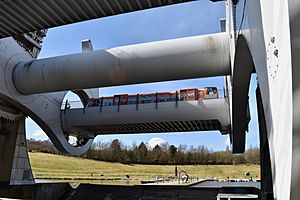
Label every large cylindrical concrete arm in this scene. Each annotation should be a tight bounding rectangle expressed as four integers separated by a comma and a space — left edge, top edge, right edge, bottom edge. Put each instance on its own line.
13, 33, 230, 94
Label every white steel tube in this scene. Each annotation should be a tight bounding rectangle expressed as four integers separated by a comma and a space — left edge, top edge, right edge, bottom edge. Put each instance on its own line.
13, 33, 230, 94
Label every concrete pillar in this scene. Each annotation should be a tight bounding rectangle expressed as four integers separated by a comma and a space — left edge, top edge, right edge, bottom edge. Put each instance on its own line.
0, 117, 34, 185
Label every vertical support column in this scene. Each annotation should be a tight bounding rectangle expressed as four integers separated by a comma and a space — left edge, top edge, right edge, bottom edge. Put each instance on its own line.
11, 118, 34, 185
256, 86, 273, 200
0, 117, 34, 185
0, 118, 18, 185
231, 35, 254, 153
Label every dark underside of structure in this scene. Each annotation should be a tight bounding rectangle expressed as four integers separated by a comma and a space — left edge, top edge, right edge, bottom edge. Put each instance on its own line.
0, 0, 196, 39
0, 182, 261, 200
77, 119, 224, 135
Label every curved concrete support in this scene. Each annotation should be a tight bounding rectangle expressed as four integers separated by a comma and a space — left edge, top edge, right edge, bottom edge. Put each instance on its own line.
256, 86, 273, 199
0, 37, 94, 155
231, 35, 253, 153
13, 33, 230, 94
71, 89, 97, 107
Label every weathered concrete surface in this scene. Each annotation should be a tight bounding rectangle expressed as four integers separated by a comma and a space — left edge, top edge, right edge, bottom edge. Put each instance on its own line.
0, 118, 19, 184
0, 117, 33, 185
10, 118, 34, 185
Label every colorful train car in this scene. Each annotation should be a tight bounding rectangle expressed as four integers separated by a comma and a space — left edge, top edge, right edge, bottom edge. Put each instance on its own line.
87, 87, 219, 107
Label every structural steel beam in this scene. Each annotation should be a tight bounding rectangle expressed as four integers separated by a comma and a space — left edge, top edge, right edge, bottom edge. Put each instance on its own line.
13, 32, 230, 94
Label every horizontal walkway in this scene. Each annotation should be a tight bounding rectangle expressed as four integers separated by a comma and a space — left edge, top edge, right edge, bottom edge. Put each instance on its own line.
62, 99, 230, 136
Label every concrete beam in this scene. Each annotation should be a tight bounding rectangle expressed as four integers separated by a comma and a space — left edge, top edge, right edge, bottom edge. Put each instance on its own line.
13, 33, 230, 94
62, 99, 231, 135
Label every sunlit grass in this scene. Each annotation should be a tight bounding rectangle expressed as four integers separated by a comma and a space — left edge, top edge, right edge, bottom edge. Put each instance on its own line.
29, 152, 260, 184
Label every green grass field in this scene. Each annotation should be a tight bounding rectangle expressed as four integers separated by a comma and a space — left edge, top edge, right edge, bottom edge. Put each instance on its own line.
29, 152, 260, 184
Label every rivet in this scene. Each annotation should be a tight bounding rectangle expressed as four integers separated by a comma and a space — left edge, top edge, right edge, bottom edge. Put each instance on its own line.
271, 37, 275, 43
273, 49, 279, 57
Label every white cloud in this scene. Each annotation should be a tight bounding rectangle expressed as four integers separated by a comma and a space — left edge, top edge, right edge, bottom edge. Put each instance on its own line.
224, 136, 231, 146
68, 136, 77, 146
148, 137, 166, 149
32, 129, 46, 137
28, 129, 48, 141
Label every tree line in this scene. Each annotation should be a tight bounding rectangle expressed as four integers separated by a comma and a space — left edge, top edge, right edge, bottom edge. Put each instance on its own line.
27, 138, 260, 165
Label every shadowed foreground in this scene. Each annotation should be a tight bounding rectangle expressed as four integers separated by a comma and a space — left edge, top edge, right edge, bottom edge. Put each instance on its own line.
0, 182, 260, 200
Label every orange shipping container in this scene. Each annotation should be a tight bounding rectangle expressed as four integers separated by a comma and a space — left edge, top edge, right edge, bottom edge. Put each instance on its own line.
198, 89, 208, 100
180, 88, 198, 101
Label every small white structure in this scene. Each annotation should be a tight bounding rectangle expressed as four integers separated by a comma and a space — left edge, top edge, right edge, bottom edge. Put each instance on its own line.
217, 194, 258, 200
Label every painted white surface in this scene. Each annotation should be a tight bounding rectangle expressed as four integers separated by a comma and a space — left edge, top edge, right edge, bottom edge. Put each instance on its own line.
63, 99, 230, 134
232, 0, 294, 198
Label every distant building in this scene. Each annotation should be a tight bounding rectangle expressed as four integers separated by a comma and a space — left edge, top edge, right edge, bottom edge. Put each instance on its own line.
179, 170, 189, 183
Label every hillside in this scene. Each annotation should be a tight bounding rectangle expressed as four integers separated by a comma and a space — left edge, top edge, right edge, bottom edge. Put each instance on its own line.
29, 152, 260, 184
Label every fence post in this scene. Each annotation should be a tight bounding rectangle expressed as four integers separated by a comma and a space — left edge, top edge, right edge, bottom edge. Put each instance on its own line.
118, 96, 121, 112
155, 92, 158, 109
100, 97, 103, 112
175, 91, 178, 108
136, 94, 139, 111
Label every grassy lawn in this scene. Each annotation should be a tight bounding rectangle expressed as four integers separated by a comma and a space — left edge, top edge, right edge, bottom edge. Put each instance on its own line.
29, 152, 260, 183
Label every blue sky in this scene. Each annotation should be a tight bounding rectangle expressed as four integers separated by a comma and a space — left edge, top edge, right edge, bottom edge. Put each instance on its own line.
26, 1, 259, 151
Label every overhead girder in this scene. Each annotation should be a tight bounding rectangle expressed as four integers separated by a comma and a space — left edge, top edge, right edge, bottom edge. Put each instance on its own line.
13, 32, 231, 94
0, 0, 197, 39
